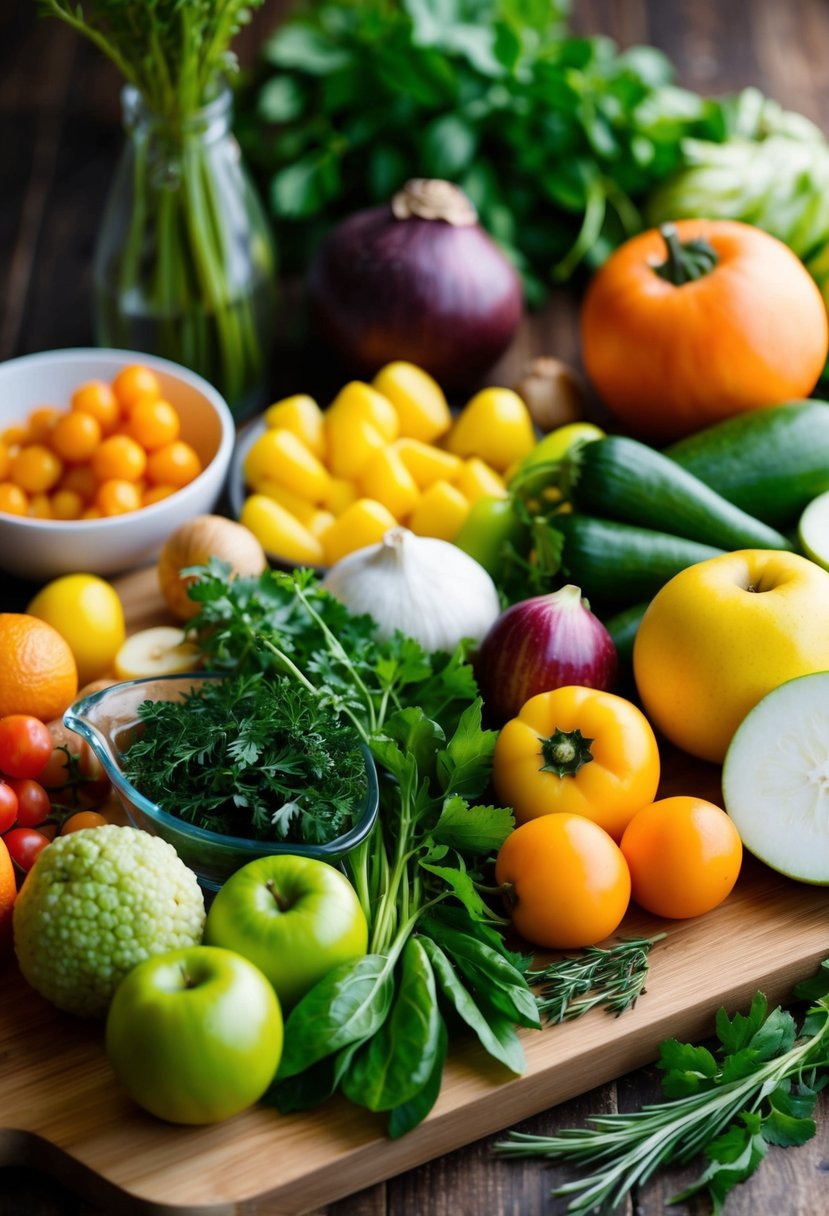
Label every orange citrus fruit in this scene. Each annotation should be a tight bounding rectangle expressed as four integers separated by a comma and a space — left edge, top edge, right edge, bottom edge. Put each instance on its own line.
0, 613, 78, 722
0, 835, 16, 953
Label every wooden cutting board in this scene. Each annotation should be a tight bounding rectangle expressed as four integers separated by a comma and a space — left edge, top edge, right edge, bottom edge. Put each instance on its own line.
2, 564, 828, 1215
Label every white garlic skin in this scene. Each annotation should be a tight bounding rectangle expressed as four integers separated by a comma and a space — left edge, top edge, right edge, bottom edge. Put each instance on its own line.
321, 527, 501, 653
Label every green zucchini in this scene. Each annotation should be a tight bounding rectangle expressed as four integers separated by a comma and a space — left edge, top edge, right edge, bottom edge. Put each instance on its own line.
555, 513, 724, 606
603, 600, 650, 665
572, 435, 793, 552
665, 400, 829, 527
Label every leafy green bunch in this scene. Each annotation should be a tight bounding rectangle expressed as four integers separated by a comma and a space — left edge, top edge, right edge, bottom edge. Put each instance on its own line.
121, 672, 369, 845
39, 0, 264, 119
497, 961, 829, 1212
186, 560, 538, 1133
237, 0, 719, 298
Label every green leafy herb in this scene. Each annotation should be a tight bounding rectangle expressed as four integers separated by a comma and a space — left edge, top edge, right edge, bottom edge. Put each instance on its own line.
236, 0, 719, 297
121, 672, 367, 845
494, 960, 829, 1213
185, 560, 536, 1133
530, 934, 665, 1023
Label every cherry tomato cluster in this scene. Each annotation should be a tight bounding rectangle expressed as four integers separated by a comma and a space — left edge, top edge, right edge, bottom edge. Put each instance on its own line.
0, 363, 203, 521
0, 714, 107, 879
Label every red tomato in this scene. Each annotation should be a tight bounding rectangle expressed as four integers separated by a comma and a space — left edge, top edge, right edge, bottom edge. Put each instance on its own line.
4, 827, 50, 873
0, 715, 53, 779
0, 781, 18, 834
8, 779, 51, 828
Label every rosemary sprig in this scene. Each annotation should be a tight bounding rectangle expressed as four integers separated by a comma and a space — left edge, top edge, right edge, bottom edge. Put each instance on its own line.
529, 934, 666, 1023
495, 961, 829, 1214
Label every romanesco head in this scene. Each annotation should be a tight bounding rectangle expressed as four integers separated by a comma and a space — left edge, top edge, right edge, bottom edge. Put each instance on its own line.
13, 824, 205, 1018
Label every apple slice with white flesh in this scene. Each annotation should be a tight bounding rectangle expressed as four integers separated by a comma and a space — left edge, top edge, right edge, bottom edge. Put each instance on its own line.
722, 671, 829, 885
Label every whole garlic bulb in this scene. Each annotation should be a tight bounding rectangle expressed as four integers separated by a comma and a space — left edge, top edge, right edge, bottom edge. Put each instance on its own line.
321, 527, 501, 653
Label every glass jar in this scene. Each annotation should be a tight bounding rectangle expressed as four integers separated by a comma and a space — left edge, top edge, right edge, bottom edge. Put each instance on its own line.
93, 86, 276, 420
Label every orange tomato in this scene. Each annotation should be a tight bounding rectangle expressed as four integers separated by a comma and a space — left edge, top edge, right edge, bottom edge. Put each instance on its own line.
492, 686, 660, 840
71, 380, 121, 435
112, 364, 161, 412
91, 435, 147, 483
60, 810, 109, 834
146, 440, 202, 487
495, 812, 631, 949
126, 397, 180, 451
620, 796, 743, 920
11, 444, 62, 493
50, 410, 102, 463
580, 219, 829, 443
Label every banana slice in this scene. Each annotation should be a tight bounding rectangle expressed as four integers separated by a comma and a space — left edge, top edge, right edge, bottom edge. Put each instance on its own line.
114, 626, 201, 680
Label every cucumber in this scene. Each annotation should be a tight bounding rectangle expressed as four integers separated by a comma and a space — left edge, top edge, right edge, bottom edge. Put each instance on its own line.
572, 435, 793, 552
555, 513, 725, 606
665, 400, 829, 527
603, 600, 650, 665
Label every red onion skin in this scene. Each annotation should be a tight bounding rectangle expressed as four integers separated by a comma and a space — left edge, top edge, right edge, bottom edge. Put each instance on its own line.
307, 203, 524, 391
474, 587, 618, 726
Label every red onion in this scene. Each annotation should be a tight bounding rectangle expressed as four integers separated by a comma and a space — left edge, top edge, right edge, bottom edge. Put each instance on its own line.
474, 584, 618, 725
307, 179, 524, 391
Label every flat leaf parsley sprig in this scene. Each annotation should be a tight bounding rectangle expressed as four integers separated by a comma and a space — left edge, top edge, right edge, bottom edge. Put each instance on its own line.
495, 960, 829, 1213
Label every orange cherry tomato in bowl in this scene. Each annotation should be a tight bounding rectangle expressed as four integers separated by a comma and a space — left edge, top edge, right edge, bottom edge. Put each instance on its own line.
492, 686, 660, 841
495, 812, 631, 949
620, 796, 743, 920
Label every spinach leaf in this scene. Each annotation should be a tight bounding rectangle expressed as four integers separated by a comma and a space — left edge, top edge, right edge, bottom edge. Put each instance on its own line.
341, 937, 443, 1111
420, 936, 526, 1074
422, 920, 541, 1029
278, 953, 396, 1078
387, 1018, 449, 1139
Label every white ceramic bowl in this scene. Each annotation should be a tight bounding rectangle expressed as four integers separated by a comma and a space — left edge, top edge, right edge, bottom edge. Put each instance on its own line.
0, 348, 235, 582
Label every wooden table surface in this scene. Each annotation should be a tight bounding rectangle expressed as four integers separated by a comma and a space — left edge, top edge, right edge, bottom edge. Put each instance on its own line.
2, 2, 829, 1214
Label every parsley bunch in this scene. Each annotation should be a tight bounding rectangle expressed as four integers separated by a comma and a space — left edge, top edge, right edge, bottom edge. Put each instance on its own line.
237, 0, 719, 298
121, 672, 367, 845
496, 961, 829, 1212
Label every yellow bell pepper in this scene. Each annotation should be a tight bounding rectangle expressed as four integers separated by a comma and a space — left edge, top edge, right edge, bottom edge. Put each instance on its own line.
492, 686, 661, 841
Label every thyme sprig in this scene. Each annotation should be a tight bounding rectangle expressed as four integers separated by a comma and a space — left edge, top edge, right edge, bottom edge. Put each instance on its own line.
530, 934, 665, 1023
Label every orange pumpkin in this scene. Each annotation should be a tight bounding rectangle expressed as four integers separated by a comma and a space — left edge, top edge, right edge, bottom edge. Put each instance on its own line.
580, 219, 829, 443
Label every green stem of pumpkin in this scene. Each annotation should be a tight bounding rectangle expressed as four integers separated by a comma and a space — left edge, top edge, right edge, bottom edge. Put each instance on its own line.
654, 222, 719, 286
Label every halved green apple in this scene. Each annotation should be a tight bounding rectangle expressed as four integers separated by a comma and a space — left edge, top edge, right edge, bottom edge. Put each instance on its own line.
722, 671, 829, 885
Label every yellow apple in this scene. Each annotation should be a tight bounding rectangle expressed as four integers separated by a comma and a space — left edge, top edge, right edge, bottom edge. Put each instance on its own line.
632, 549, 829, 763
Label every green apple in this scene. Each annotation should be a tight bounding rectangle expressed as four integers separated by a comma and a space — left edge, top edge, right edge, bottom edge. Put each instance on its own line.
204, 854, 369, 1010
633, 549, 829, 763
105, 945, 283, 1124
722, 671, 829, 885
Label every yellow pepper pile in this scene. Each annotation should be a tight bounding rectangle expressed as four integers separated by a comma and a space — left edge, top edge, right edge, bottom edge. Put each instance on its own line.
239, 361, 537, 566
